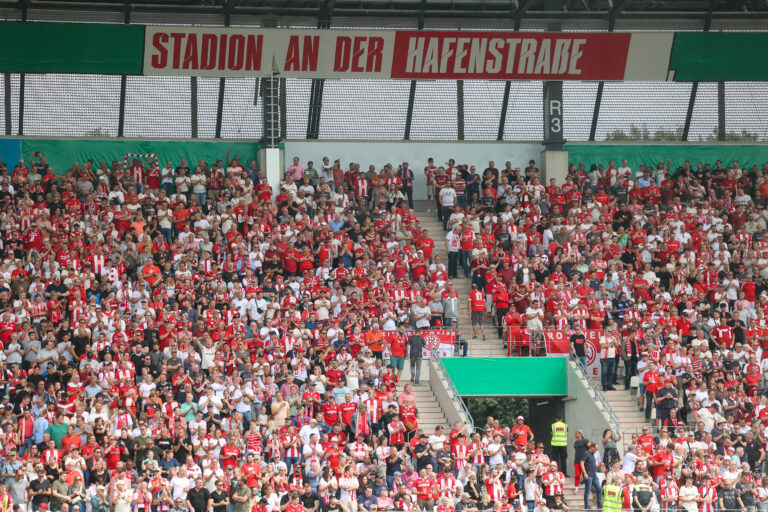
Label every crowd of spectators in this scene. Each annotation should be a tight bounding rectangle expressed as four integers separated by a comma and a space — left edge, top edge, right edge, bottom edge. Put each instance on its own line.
426, 155, 768, 512
0, 148, 766, 512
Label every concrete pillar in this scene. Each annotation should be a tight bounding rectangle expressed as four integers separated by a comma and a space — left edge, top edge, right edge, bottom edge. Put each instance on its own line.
258, 146, 283, 202
540, 149, 569, 185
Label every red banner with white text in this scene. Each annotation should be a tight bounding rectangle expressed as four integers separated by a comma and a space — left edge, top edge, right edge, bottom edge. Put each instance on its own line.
391, 31, 631, 81
506, 328, 604, 376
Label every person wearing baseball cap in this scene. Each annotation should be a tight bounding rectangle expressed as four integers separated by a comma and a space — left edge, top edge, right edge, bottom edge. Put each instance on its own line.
541, 460, 565, 508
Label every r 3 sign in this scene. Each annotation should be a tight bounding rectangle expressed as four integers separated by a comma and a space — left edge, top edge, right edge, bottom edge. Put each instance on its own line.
543, 81, 564, 147
549, 99, 562, 133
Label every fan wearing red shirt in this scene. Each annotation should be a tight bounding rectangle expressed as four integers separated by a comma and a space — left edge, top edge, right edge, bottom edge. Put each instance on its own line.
286, 494, 303, 512
413, 469, 436, 509
485, 467, 505, 504
241, 454, 262, 488
60, 424, 82, 454
220, 443, 241, 470
389, 330, 407, 381
416, 231, 435, 261
650, 445, 674, 480
510, 417, 533, 448
339, 395, 358, 431
469, 284, 487, 340
493, 277, 510, 339
322, 401, 340, 428
642, 363, 661, 423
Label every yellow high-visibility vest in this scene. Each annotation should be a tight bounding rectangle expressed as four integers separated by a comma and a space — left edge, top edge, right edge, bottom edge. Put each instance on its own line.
602, 484, 623, 512
551, 421, 567, 446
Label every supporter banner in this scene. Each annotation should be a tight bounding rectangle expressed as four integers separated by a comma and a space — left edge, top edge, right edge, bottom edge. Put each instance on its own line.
584, 330, 604, 379
382, 329, 457, 359
1, 22, 768, 81
143, 26, 396, 78
542, 330, 570, 356
506, 328, 603, 376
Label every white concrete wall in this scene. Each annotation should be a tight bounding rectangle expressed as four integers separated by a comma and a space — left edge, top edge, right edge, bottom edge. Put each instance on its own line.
283, 140, 544, 201
565, 360, 615, 465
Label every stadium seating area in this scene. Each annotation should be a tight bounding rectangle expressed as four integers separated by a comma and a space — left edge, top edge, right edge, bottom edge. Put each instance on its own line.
1, 150, 768, 512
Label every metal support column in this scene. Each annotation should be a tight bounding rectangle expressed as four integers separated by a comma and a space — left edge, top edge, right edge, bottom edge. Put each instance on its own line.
262, 75, 280, 149
497, 16, 523, 142
457, 80, 464, 141
589, 5, 623, 141
404, 8, 425, 140
404, 81, 417, 141
214, 78, 225, 139
17, 73, 24, 136
3, 74, 11, 136
279, 78, 287, 140
17, 1, 27, 136
307, 9, 332, 140
681, 82, 699, 142
588, 82, 603, 141
214, 9, 232, 139
717, 81, 726, 141
117, 8, 131, 137
190, 77, 198, 138
497, 82, 511, 141
543, 81, 564, 150
543, 17, 564, 150
682, 15, 712, 141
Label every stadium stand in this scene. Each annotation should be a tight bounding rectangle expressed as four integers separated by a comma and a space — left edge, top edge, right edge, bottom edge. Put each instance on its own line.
0, 148, 767, 512
2, 1, 768, 512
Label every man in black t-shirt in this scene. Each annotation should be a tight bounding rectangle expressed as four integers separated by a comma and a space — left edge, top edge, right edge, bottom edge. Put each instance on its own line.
211, 481, 229, 512
29, 463, 51, 509
570, 325, 587, 368
186, 478, 212, 512
736, 473, 756, 512
719, 480, 743, 512
299, 482, 319, 512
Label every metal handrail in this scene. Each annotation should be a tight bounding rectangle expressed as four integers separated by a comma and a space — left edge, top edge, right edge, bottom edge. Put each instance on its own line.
569, 352, 621, 431
435, 354, 476, 434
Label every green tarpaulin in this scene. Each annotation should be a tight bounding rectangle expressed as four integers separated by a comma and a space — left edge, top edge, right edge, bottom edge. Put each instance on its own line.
442, 358, 567, 396
0, 22, 145, 75
670, 33, 768, 82
565, 144, 768, 176
17, 139, 260, 175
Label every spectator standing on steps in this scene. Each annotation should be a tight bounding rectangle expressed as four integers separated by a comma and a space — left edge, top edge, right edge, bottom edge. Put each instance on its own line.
469, 284, 487, 340
550, 416, 568, 476
599, 324, 620, 391
581, 443, 602, 510
398, 162, 414, 209
446, 226, 461, 279
439, 182, 457, 231
406, 331, 425, 385
655, 378, 679, 427
573, 430, 590, 493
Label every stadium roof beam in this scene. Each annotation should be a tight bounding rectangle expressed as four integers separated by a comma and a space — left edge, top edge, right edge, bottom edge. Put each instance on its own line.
10, 1, 768, 18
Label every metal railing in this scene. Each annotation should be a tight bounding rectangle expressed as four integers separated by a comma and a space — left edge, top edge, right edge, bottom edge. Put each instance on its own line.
434, 354, 476, 434
569, 352, 621, 431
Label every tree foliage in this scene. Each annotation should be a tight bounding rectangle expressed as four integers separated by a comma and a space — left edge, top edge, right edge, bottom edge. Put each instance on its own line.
604, 124, 762, 142
464, 397, 529, 428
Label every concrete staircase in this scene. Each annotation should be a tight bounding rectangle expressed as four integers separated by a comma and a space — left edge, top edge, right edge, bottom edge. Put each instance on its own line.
602, 385, 650, 435
401, 359, 450, 435
417, 210, 507, 357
